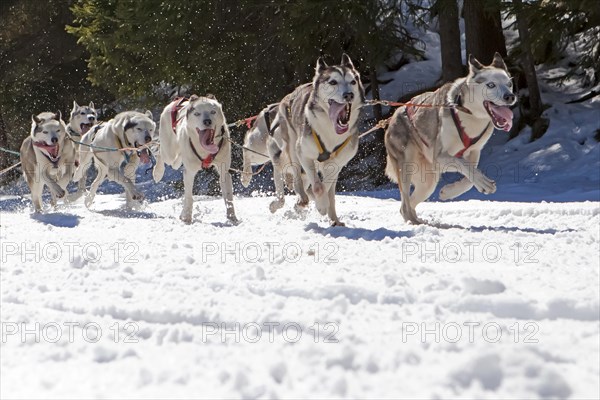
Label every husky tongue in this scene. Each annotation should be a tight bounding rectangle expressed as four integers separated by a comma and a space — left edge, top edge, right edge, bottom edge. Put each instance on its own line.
490, 103, 514, 131
34, 142, 59, 158
81, 123, 92, 134
198, 128, 219, 154
138, 148, 151, 164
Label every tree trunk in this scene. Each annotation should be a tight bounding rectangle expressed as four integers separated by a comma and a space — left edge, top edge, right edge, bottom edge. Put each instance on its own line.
514, 0, 546, 141
464, 0, 507, 64
437, 0, 463, 82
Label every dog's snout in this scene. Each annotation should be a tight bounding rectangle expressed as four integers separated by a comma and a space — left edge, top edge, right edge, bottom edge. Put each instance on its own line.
88, 115, 96, 121
51, 137, 58, 144
343, 92, 354, 102
203, 119, 212, 126
504, 93, 516, 104
144, 134, 152, 143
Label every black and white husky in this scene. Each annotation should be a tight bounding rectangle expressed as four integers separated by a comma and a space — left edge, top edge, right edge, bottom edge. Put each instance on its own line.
268, 54, 365, 226
67, 101, 98, 198
385, 53, 516, 224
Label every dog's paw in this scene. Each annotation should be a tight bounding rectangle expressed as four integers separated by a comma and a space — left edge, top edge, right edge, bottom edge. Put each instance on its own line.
330, 220, 345, 227
180, 213, 192, 224
269, 198, 285, 213
152, 163, 165, 183
240, 173, 251, 188
84, 195, 94, 208
439, 187, 451, 201
53, 188, 66, 199
474, 175, 496, 194
132, 191, 145, 201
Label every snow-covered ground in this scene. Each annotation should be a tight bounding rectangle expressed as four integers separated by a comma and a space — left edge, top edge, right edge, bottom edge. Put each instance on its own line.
1, 191, 599, 399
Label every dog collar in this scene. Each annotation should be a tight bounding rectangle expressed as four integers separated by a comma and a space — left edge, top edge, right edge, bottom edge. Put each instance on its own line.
189, 137, 223, 169
311, 129, 352, 162
67, 126, 81, 137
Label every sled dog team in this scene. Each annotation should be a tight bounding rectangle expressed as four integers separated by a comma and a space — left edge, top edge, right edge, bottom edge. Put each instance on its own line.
20, 53, 516, 225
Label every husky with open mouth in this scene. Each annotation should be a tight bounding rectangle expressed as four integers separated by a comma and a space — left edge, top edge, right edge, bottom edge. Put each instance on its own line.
67, 101, 98, 198
153, 95, 236, 223
73, 110, 156, 209
20, 111, 78, 212
385, 52, 517, 224
267, 54, 364, 226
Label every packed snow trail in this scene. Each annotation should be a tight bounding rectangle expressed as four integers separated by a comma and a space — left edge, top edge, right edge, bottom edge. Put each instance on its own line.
1, 194, 598, 399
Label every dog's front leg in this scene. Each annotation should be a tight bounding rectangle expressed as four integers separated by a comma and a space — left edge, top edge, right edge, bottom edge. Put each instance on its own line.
216, 163, 237, 222
439, 150, 480, 200
298, 153, 328, 215
108, 164, 143, 204
123, 156, 141, 207
152, 151, 165, 183
268, 138, 286, 213
41, 164, 65, 200
180, 165, 198, 224
437, 154, 496, 195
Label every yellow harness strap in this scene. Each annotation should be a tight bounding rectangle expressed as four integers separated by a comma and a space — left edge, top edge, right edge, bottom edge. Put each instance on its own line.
311, 129, 352, 162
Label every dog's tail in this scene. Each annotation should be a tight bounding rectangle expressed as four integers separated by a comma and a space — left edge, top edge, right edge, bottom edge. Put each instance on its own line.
385, 154, 400, 184
158, 103, 180, 166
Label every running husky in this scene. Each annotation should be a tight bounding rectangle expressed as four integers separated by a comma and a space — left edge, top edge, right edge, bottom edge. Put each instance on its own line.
73, 111, 155, 208
268, 54, 364, 225
153, 95, 236, 223
385, 53, 516, 224
67, 101, 97, 197
20, 112, 77, 212
240, 103, 293, 189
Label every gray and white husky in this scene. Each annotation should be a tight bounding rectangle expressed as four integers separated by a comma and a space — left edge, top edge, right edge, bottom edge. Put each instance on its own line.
153, 95, 236, 224
20, 112, 77, 212
268, 54, 365, 225
385, 52, 516, 224
73, 110, 156, 209
67, 101, 97, 197
240, 103, 292, 189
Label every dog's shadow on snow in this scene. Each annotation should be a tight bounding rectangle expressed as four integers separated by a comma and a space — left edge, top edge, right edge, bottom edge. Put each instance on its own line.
426, 221, 577, 235
30, 212, 80, 228
93, 209, 160, 219
305, 222, 413, 241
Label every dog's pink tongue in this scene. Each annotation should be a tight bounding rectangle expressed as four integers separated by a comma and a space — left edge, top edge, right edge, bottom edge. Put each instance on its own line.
491, 104, 514, 131
139, 149, 151, 164
199, 129, 219, 154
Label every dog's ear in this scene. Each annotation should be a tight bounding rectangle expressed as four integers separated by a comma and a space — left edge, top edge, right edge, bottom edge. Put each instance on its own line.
316, 56, 328, 73
468, 54, 485, 73
54, 111, 62, 121
32, 114, 41, 125
123, 119, 137, 132
89, 101, 95, 109
341, 53, 355, 70
73, 100, 79, 110
205, 93, 216, 100
145, 110, 153, 119
189, 94, 199, 101
490, 52, 507, 70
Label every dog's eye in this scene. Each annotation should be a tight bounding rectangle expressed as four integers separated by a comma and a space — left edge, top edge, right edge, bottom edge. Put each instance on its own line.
350, 80, 357, 85
194, 112, 200, 117
210, 110, 216, 115
329, 80, 338, 86
486, 82, 496, 88
43, 131, 48, 134
80, 112, 85, 115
